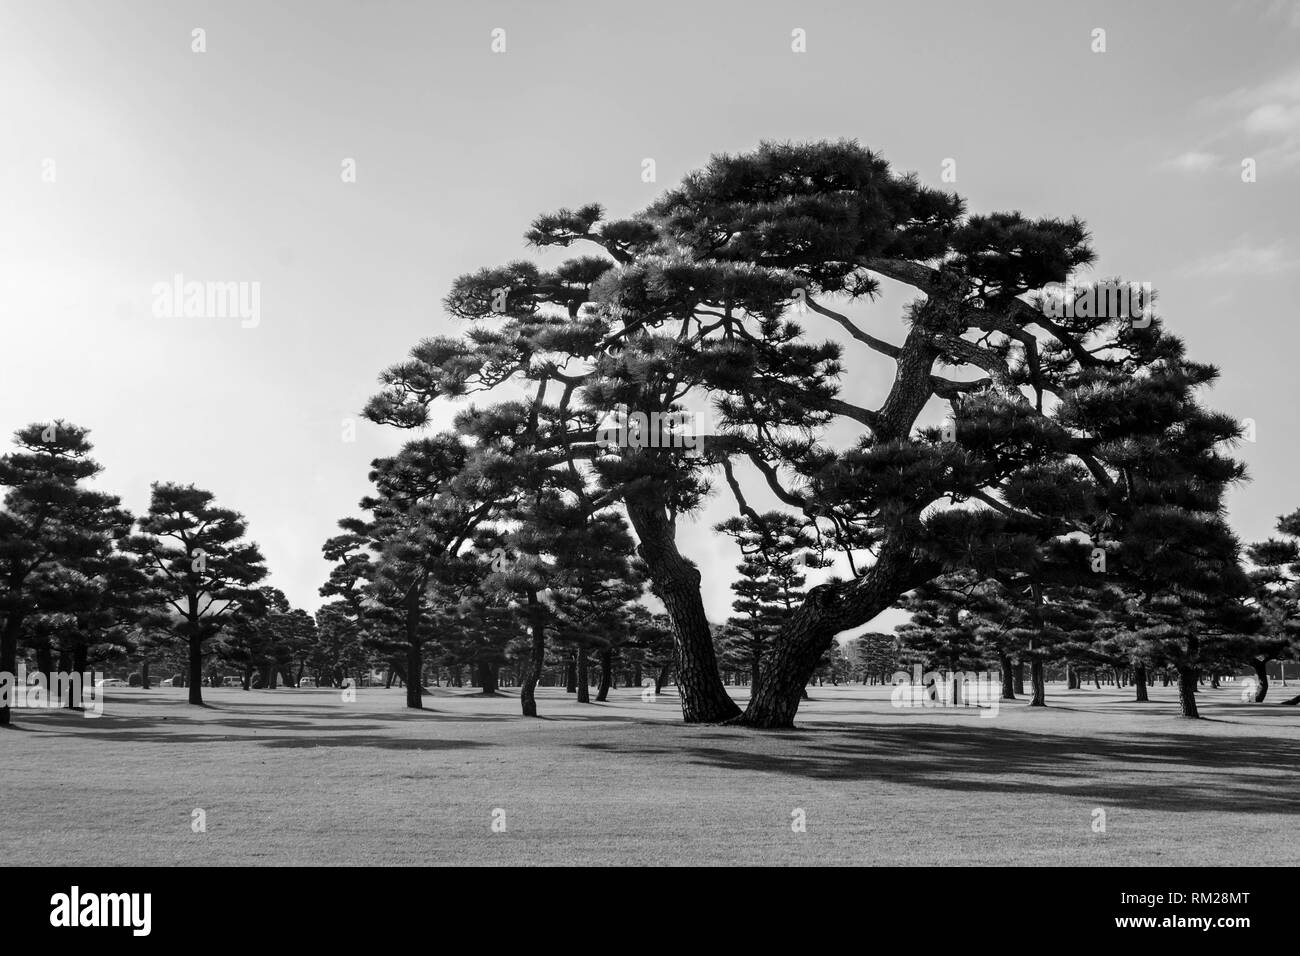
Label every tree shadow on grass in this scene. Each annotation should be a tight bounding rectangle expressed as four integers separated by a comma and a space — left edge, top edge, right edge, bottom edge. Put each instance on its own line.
577, 723, 1300, 814
257, 736, 490, 751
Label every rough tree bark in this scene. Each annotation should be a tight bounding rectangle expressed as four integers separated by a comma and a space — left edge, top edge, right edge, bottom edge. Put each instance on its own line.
596, 649, 613, 702
1134, 663, 1149, 702
1030, 657, 1046, 708
626, 498, 739, 722
186, 641, 204, 705
739, 537, 934, 727
1178, 666, 1200, 718
999, 651, 1016, 700
519, 594, 547, 717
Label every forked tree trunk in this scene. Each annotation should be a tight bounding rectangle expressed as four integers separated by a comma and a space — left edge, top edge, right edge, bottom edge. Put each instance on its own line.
625, 498, 739, 723
1251, 659, 1268, 703
1134, 663, 1149, 702
596, 649, 613, 702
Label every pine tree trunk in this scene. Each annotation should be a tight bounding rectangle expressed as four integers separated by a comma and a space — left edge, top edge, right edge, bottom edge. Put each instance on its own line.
67, 644, 88, 708
576, 652, 590, 703
36, 644, 53, 692
1251, 659, 1269, 703
1030, 658, 1046, 707
565, 658, 577, 693
740, 537, 930, 728
1178, 666, 1199, 718
1134, 663, 1149, 702
596, 649, 613, 702
1013, 661, 1025, 696
405, 641, 423, 709
0, 614, 23, 726
999, 651, 1016, 700
654, 662, 671, 696
519, 598, 547, 717
187, 633, 204, 705
141, 658, 151, 690
750, 657, 762, 691
404, 587, 423, 708
477, 660, 499, 695
625, 498, 739, 723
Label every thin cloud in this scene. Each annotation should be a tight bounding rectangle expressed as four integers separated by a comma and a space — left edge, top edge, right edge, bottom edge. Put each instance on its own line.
1160, 151, 1221, 173
1182, 240, 1297, 277
1195, 65, 1300, 169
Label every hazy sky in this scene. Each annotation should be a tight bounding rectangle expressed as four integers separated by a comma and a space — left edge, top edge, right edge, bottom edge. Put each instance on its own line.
3, 0, 1298, 632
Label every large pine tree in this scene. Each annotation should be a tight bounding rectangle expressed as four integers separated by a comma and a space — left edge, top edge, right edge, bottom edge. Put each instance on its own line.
121, 483, 268, 705
362, 140, 1245, 727
0, 422, 134, 725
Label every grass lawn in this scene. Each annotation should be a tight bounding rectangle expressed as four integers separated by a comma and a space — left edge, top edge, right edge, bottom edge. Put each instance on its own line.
5, 681, 1298, 866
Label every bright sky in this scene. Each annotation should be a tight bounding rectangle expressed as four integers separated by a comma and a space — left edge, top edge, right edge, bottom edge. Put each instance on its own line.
3, 0, 1298, 633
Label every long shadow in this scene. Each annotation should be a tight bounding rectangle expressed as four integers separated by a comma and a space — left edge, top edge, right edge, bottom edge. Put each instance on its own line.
258, 736, 490, 751
576, 724, 1300, 814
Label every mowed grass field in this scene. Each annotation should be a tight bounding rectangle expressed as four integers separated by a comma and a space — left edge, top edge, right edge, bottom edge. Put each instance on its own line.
4, 681, 1298, 866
